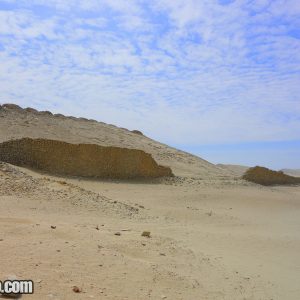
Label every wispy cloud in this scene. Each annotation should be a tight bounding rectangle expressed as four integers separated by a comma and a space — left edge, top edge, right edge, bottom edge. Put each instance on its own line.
0, 0, 299, 154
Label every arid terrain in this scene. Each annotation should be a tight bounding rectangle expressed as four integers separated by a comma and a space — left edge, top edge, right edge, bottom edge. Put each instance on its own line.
1, 104, 300, 299
282, 169, 300, 177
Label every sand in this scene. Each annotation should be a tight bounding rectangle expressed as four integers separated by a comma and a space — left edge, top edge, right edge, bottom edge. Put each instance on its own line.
1, 105, 300, 299
1, 163, 300, 300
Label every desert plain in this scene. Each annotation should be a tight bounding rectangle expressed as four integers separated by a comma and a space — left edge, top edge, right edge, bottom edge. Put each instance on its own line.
0, 104, 299, 299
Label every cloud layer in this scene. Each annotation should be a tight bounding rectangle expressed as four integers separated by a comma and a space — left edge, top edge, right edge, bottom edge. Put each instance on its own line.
0, 0, 299, 150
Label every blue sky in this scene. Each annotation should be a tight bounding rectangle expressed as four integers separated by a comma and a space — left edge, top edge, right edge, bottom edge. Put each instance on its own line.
0, 0, 299, 169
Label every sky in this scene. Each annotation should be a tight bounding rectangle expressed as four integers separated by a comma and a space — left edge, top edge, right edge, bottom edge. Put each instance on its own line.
0, 0, 299, 169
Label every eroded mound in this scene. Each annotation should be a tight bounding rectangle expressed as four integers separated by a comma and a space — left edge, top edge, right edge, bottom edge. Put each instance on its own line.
243, 166, 300, 186
0, 138, 173, 179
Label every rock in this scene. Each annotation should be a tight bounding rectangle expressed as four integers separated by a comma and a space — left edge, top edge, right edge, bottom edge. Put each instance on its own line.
114, 232, 121, 236
141, 231, 151, 238
72, 286, 82, 293
25, 107, 38, 113
131, 130, 143, 136
39, 110, 53, 116
51, 226, 56, 229
2, 103, 22, 110
54, 113, 65, 118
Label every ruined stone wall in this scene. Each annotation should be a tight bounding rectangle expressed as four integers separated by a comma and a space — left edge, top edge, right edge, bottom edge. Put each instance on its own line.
0, 138, 173, 179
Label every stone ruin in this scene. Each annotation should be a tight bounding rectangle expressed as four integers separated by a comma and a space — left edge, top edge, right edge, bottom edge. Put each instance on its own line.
0, 138, 173, 179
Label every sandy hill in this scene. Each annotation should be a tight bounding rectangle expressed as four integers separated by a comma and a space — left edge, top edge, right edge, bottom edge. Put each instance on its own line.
0, 104, 228, 178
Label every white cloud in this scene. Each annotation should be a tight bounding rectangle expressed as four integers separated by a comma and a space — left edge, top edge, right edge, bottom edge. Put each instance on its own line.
0, 0, 299, 148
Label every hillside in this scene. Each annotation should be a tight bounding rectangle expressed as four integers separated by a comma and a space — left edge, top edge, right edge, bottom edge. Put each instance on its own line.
281, 169, 300, 177
216, 164, 249, 177
0, 104, 228, 178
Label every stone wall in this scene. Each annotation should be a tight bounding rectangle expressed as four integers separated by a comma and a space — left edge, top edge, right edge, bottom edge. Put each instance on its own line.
0, 138, 173, 179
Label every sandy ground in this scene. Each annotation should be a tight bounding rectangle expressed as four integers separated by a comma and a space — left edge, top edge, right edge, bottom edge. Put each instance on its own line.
1, 163, 300, 300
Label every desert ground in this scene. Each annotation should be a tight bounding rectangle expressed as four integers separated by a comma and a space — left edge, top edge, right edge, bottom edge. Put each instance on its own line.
1, 104, 300, 299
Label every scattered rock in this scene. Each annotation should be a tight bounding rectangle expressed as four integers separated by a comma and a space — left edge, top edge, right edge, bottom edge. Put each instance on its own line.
141, 231, 151, 238
72, 286, 82, 293
57, 180, 67, 185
